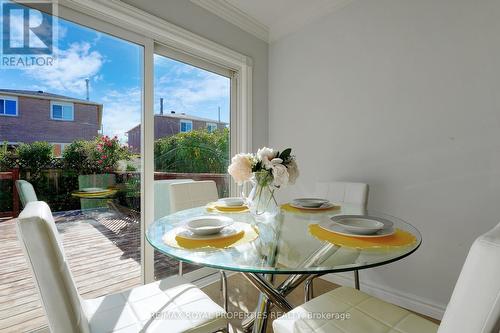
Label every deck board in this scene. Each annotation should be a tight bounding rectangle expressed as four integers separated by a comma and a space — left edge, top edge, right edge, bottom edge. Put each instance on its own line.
0, 209, 195, 332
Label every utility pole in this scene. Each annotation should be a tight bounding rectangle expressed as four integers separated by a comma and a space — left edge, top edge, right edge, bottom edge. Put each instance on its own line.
85, 78, 90, 101
218, 106, 221, 122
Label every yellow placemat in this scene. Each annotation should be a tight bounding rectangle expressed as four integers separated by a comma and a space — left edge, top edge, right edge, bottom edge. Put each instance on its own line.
71, 189, 117, 198
163, 222, 258, 249
309, 224, 417, 249
206, 202, 249, 213
281, 203, 340, 213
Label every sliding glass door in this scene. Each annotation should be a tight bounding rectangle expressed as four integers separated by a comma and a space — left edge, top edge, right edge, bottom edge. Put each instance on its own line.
152, 44, 233, 281
1, 2, 245, 329
0, 2, 145, 331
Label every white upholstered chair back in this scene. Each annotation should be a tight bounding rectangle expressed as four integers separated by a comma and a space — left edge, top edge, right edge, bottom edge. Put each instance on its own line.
16, 201, 89, 333
169, 180, 219, 213
438, 222, 500, 333
315, 181, 369, 207
154, 179, 193, 220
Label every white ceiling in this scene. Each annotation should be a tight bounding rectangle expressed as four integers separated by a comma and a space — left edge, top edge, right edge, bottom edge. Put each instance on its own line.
191, 0, 355, 42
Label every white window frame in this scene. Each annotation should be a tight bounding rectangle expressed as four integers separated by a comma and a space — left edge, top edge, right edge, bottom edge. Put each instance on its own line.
58, 0, 253, 285
179, 119, 193, 133
206, 122, 217, 132
50, 101, 74, 121
0, 95, 18, 116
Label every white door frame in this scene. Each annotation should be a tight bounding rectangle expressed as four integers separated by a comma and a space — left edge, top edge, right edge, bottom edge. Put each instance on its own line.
59, 0, 253, 284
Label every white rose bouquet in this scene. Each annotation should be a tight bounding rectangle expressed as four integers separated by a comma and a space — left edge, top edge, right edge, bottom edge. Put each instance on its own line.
228, 147, 299, 216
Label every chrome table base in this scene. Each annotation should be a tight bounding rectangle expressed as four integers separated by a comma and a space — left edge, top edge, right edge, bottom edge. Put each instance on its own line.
241, 272, 321, 333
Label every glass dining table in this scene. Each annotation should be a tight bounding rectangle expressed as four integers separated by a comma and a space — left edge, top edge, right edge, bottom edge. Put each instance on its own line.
146, 203, 422, 333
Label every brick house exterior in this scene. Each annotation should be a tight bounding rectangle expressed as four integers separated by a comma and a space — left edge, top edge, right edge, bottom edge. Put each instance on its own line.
0, 89, 102, 155
126, 112, 226, 153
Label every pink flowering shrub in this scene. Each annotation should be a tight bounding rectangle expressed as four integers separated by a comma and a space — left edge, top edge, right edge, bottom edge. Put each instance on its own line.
63, 136, 131, 174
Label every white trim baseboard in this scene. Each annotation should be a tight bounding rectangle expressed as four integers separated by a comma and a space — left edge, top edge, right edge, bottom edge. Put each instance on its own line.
320, 273, 446, 320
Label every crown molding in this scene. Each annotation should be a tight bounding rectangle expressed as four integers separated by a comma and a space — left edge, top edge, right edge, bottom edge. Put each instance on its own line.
190, 0, 269, 43
269, 0, 355, 42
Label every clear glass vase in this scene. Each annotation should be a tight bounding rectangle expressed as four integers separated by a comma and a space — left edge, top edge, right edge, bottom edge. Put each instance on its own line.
247, 171, 279, 221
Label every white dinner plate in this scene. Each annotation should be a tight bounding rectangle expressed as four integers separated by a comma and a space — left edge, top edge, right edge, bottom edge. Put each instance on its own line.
216, 197, 245, 207
176, 225, 240, 241
81, 187, 106, 193
334, 217, 384, 235
292, 198, 330, 208
290, 202, 335, 210
184, 216, 234, 235
319, 215, 395, 238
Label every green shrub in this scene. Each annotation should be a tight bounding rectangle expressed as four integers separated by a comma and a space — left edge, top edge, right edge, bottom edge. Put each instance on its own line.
154, 128, 229, 173
0, 142, 13, 171
63, 136, 131, 174
16, 142, 53, 179
63, 140, 94, 174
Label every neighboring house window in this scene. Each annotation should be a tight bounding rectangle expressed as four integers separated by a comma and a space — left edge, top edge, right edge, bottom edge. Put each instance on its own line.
207, 122, 217, 132
180, 119, 193, 133
0, 96, 18, 116
51, 101, 74, 121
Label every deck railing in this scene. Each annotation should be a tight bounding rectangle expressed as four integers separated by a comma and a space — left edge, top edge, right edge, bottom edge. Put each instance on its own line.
0, 169, 20, 218
0, 168, 228, 218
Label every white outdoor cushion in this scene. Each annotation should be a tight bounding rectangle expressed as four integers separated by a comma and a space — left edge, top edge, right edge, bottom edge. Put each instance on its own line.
17, 201, 227, 333
273, 286, 438, 333
169, 181, 219, 213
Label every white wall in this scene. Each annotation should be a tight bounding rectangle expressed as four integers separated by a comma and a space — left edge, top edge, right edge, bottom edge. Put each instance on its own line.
122, 0, 269, 150
270, 0, 500, 317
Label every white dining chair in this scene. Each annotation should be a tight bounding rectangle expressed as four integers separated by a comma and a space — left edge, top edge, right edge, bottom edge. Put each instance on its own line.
154, 179, 193, 220
15, 179, 38, 208
274, 221, 500, 333
315, 181, 369, 208
169, 180, 229, 311
16, 201, 227, 333
306, 181, 370, 299
169, 180, 219, 213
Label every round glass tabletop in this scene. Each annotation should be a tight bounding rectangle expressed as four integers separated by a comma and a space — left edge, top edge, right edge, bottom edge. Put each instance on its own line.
146, 204, 421, 274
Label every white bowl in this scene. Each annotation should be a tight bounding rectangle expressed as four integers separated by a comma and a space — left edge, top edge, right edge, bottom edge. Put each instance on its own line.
185, 216, 234, 235
333, 217, 385, 235
292, 198, 329, 208
217, 197, 245, 207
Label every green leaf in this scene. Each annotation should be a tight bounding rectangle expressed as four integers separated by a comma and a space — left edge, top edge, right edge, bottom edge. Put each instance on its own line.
279, 148, 292, 161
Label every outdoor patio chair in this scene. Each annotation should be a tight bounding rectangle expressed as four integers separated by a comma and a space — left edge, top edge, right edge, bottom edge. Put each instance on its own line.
15, 180, 38, 208
78, 173, 116, 210
169, 180, 229, 311
16, 201, 227, 333
273, 221, 500, 333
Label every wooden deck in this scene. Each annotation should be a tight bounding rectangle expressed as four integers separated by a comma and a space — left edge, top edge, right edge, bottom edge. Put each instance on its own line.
0, 209, 192, 332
